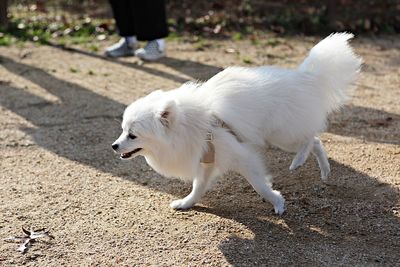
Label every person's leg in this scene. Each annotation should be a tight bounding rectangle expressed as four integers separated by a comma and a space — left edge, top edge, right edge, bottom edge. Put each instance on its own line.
133, 0, 169, 60
109, 0, 136, 37
133, 0, 168, 41
106, 0, 138, 57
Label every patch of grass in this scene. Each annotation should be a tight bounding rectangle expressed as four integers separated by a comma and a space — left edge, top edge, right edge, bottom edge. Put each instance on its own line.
0, 34, 13, 46
69, 35, 92, 45
245, 26, 254, 34
250, 35, 260, 46
88, 44, 99, 52
266, 38, 280, 47
69, 67, 79, 73
166, 31, 180, 41
0, 7, 116, 47
242, 57, 253, 64
233, 32, 243, 41
195, 39, 212, 51
57, 38, 66, 46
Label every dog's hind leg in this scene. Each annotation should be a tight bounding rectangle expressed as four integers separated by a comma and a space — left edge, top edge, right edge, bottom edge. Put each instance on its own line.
312, 137, 330, 181
289, 139, 314, 171
170, 164, 215, 210
224, 141, 285, 215
238, 151, 285, 214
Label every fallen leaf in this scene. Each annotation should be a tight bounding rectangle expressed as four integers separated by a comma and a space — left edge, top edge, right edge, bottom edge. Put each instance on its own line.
17, 239, 31, 254
97, 34, 107, 41
225, 48, 237, 54
5, 227, 54, 254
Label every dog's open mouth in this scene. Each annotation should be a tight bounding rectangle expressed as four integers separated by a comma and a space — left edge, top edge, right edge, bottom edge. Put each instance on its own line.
120, 148, 142, 159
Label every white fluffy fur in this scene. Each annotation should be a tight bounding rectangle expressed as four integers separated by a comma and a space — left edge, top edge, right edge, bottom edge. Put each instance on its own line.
112, 33, 362, 214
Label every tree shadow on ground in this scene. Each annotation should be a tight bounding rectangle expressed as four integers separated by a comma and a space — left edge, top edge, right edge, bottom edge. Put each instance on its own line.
47, 44, 223, 82
328, 105, 400, 145
0, 53, 220, 196
0, 54, 180, 194
1, 54, 399, 265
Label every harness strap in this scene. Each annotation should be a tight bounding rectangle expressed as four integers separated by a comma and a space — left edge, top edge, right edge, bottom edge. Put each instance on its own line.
212, 117, 242, 143
200, 116, 241, 164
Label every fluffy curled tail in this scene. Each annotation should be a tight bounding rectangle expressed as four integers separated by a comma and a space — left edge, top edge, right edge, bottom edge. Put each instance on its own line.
299, 32, 363, 114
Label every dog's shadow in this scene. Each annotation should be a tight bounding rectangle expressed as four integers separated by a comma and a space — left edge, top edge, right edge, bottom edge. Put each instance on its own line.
194, 155, 400, 265
1, 54, 399, 265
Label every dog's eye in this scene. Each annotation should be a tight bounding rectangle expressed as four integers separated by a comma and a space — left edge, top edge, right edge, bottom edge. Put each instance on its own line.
128, 133, 137, 139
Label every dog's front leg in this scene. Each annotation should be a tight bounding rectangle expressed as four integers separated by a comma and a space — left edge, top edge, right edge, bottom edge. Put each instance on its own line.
170, 164, 214, 210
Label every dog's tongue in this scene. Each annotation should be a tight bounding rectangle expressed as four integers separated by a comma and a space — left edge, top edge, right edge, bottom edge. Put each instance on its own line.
121, 152, 132, 159
120, 148, 142, 159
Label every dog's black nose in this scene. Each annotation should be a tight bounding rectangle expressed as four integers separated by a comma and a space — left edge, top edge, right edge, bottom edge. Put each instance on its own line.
112, 144, 119, 151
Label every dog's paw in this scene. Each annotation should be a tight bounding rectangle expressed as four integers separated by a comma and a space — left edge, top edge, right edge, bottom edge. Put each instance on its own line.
289, 161, 302, 171
320, 166, 331, 182
274, 201, 285, 215
272, 190, 285, 215
170, 199, 195, 210
289, 152, 308, 171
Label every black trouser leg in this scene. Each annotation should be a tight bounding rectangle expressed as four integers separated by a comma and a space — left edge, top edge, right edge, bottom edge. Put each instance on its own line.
132, 0, 168, 41
108, 0, 136, 37
109, 0, 168, 41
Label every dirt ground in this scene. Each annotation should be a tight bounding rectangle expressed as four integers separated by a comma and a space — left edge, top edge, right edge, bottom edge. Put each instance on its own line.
0, 34, 399, 266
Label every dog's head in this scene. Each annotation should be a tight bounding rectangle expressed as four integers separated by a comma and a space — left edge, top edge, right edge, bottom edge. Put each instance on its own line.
111, 90, 177, 160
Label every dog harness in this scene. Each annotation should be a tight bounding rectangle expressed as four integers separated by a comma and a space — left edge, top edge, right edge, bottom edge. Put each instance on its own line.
200, 117, 241, 164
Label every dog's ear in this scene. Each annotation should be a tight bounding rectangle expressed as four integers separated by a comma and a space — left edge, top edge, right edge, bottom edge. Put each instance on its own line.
156, 99, 176, 128
148, 89, 164, 99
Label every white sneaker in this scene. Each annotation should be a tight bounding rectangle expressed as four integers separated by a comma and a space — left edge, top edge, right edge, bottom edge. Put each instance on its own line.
105, 38, 136, 57
135, 40, 165, 61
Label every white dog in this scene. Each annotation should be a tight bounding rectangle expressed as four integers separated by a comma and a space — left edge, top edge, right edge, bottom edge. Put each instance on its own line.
112, 33, 362, 215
